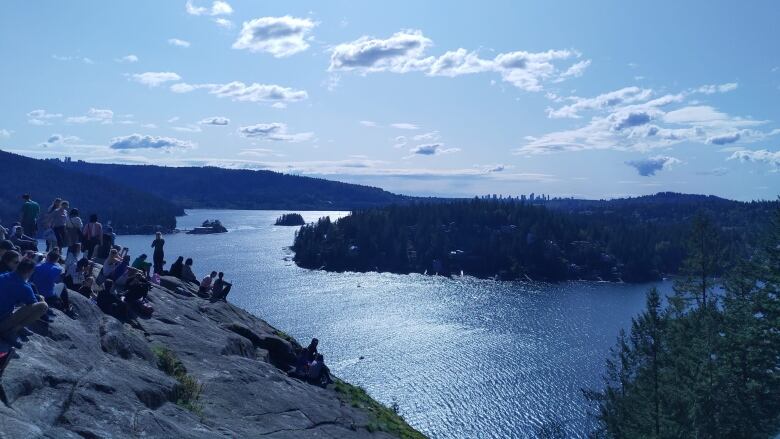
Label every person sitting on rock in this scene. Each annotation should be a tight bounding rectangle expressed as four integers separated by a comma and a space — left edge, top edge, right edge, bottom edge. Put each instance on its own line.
96, 279, 127, 321
10, 226, 37, 252
63, 243, 82, 289
304, 338, 319, 362
78, 276, 95, 299
0, 250, 20, 274
199, 271, 216, 297
31, 250, 70, 313
98, 248, 122, 284
288, 348, 311, 378
307, 353, 332, 387
210, 272, 232, 302
169, 256, 184, 279
0, 259, 48, 348
112, 255, 132, 286
181, 258, 198, 284
131, 254, 152, 277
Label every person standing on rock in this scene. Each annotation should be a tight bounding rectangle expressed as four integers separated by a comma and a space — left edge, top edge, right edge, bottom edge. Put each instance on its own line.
0, 259, 48, 348
19, 194, 40, 238
151, 232, 165, 274
82, 214, 103, 260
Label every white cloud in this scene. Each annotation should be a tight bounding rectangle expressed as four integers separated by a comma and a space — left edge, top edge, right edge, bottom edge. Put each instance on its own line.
170, 81, 308, 104
109, 134, 194, 150
115, 54, 139, 63
413, 131, 440, 141
359, 120, 378, 127
0, 129, 11, 138
52, 54, 94, 64
131, 72, 182, 87
393, 136, 407, 148
65, 108, 114, 124
232, 16, 316, 57
728, 149, 780, 167
329, 29, 588, 91
26, 109, 62, 125
518, 85, 774, 155
391, 123, 418, 130
172, 124, 202, 133
199, 116, 230, 126
168, 38, 191, 48
238, 123, 313, 142
213, 18, 233, 29
409, 142, 460, 156
546, 86, 653, 119
626, 155, 681, 176
695, 83, 738, 94
186, 0, 232, 16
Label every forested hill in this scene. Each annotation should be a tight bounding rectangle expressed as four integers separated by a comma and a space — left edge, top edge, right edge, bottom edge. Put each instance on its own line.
0, 151, 182, 233
56, 160, 408, 210
292, 195, 779, 283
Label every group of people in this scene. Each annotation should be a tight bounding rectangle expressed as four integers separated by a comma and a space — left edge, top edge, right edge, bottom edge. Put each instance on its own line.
289, 338, 333, 387
1, 193, 237, 348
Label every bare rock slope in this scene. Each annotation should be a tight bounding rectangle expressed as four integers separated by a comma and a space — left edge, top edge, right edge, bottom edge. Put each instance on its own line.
0, 276, 422, 439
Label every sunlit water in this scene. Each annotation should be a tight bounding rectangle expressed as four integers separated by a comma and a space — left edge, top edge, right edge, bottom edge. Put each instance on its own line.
112, 209, 668, 438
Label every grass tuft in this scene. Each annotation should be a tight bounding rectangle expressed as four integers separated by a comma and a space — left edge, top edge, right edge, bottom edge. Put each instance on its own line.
152, 345, 204, 416
334, 379, 427, 439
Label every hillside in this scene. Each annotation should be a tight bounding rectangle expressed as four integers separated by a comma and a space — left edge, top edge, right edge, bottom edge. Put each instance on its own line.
292, 195, 779, 282
56, 160, 409, 210
0, 151, 183, 233
0, 276, 424, 439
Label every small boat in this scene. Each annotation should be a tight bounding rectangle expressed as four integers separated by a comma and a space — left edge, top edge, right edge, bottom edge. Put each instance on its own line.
186, 220, 228, 235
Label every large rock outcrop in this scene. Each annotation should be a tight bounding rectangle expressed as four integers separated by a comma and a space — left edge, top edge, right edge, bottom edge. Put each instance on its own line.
0, 277, 415, 438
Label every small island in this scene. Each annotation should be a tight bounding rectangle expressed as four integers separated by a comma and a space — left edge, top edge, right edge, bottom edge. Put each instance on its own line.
275, 213, 306, 226
187, 219, 228, 234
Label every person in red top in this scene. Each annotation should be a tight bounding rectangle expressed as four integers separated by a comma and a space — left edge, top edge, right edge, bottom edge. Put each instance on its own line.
82, 214, 103, 260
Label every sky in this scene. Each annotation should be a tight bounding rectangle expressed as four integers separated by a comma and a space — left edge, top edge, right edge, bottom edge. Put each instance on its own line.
1, 1, 779, 200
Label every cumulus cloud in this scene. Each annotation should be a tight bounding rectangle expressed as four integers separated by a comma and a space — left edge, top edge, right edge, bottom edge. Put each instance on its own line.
168, 38, 191, 48
199, 116, 230, 126
109, 134, 194, 150
65, 108, 114, 124
115, 54, 139, 63
409, 143, 460, 156
213, 18, 233, 29
696, 83, 738, 94
238, 123, 313, 142
186, 0, 232, 16
170, 81, 308, 104
131, 71, 182, 87
232, 16, 316, 57
0, 129, 11, 138
359, 120, 378, 127
329, 29, 588, 91
391, 123, 418, 130
728, 149, 780, 167
707, 132, 741, 145
626, 155, 681, 176
413, 131, 440, 141
27, 109, 62, 125
517, 84, 775, 155
546, 86, 653, 119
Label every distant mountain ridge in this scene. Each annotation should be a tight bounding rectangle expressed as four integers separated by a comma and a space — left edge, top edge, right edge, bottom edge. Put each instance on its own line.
0, 151, 183, 233
55, 160, 409, 210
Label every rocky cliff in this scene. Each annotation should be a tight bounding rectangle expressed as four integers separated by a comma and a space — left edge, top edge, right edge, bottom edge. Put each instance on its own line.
0, 277, 424, 439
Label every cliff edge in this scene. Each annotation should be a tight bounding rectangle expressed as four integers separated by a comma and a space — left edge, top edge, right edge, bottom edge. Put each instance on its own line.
0, 276, 424, 439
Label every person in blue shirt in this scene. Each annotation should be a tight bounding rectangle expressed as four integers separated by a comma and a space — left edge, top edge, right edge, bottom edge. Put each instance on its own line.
31, 251, 69, 312
0, 258, 48, 347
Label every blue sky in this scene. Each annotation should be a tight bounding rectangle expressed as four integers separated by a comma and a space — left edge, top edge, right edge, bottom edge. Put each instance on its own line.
1, 1, 779, 200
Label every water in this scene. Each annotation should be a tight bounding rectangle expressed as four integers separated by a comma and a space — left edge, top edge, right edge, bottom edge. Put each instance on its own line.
114, 209, 668, 438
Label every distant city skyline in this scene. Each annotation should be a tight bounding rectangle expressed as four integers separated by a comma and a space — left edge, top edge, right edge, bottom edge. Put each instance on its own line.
1, 0, 779, 200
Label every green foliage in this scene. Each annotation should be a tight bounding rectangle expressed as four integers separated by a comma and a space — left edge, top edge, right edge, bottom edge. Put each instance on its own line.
152, 346, 204, 416
293, 196, 776, 282
333, 379, 427, 439
587, 208, 780, 438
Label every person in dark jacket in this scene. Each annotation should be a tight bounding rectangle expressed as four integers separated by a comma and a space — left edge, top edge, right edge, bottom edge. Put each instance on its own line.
169, 256, 184, 278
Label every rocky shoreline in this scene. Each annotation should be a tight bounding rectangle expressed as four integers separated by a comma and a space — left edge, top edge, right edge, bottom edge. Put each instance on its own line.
0, 276, 424, 438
